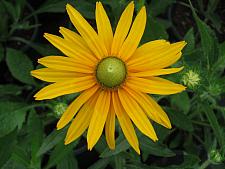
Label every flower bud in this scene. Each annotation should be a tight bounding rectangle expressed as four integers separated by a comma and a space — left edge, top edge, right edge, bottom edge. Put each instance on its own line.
182, 70, 201, 89
53, 102, 67, 118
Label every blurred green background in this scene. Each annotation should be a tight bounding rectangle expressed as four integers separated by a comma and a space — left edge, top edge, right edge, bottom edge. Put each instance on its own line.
0, 0, 225, 168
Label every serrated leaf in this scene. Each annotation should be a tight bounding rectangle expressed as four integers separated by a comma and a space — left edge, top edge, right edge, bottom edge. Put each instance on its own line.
28, 111, 44, 169
171, 92, 190, 114
142, 15, 168, 43
189, 0, 219, 69
36, 129, 66, 157
166, 108, 194, 132
203, 104, 224, 149
140, 136, 175, 157
6, 48, 35, 85
183, 28, 195, 54
56, 152, 78, 169
46, 140, 78, 169
0, 102, 27, 137
0, 130, 17, 168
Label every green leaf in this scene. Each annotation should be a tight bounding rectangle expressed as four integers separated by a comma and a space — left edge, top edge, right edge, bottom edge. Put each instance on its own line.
36, 129, 66, 157
6, 48, 35, 85
189, 0, 219, 69
100, 136, 130, 158
142, 15, 168, 43
213, 42, 225, 73
0, 130, 17, 168
88, 158, 111, 169
11, 146, 30, 168
203, 104, 224, 149
149, 0, 175, 16
28, 111, 44, 169
140, 136, 175, 157
171, 92, 190, 114
0, 84, 23, 96
35, 0, 73, 14
166, 154, 200, 169
0, 101, 27, 137
115, 154, 124, 169
56, 152, 78, 169
183, 28, 195, 54
46, 140, 78, 169
166, 108, 194, 132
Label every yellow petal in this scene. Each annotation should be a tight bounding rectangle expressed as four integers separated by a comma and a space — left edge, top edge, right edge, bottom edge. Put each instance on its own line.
34, 76, 96, 100
111, 1, 134, 56
105, 102, 115, 150
128, 40, 170, 63
112, 91, 140, 154
118, 88, 158, 141
57, 85, 99, 130
96, 2, 113, 54
129, 67, 184, 77
59, 27, 97, 62
123, 86, 171, 128
31, 68, 85, 82
126, 76, 186, 95
128, 41, 186, 71
65, 92, 99, 145
119, 6, 146, 61
38, 56, 94, 73
87, 90, 111, 150
66, 4, 107, 59
44, 33, 96, 66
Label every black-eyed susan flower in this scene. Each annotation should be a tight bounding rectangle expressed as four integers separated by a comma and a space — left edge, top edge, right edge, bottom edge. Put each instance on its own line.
31, 1, 186, 154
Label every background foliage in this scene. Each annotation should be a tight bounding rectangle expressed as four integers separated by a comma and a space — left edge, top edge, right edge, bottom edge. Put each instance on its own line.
0, 0, 225, 168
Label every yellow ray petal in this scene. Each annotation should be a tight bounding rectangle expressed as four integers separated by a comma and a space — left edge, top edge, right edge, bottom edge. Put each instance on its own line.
34, 76, 96, 100
87, 90, 111, 150
129, 67, 184, 77
57, 85, 99, 130
65, 92, 99, 145
59, 27, 97, 62
112, 91, 140, 154
31, 68, 85, 82
111, 1, 134, 56
126, 76, 186, 95
44, 33, 96, 66
105, 101, 115, 150
128, 40, 170, 63
96, 2, 113, 54
38, 56, 94, 73
66, 4, 107, 59
119, 6, 146, 61
118, 88, 158, 141
128, 41, 186, 71
123, 86, 171, 128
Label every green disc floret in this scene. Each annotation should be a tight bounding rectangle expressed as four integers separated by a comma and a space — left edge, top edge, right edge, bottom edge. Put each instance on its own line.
96, 57, 126, 88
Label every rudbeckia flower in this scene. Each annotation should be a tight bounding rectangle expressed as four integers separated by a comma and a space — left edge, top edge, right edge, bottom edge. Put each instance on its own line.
31, 1, 186, 154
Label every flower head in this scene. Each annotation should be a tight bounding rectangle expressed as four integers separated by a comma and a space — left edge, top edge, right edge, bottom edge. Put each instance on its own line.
31, 1, 186, 154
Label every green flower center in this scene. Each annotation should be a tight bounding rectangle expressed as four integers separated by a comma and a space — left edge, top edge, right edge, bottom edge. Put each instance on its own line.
96, 57, 127, 88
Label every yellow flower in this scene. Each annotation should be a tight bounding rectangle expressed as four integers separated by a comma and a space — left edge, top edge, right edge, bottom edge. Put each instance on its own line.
31, 1, 186, 154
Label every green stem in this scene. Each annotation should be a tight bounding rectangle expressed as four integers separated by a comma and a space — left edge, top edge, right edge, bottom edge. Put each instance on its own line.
199, 159, 211, 169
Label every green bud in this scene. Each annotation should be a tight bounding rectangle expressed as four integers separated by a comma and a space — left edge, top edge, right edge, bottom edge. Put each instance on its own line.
53, 102, 67, 118
182, 70, 201, 89
209, 150, 224, 164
